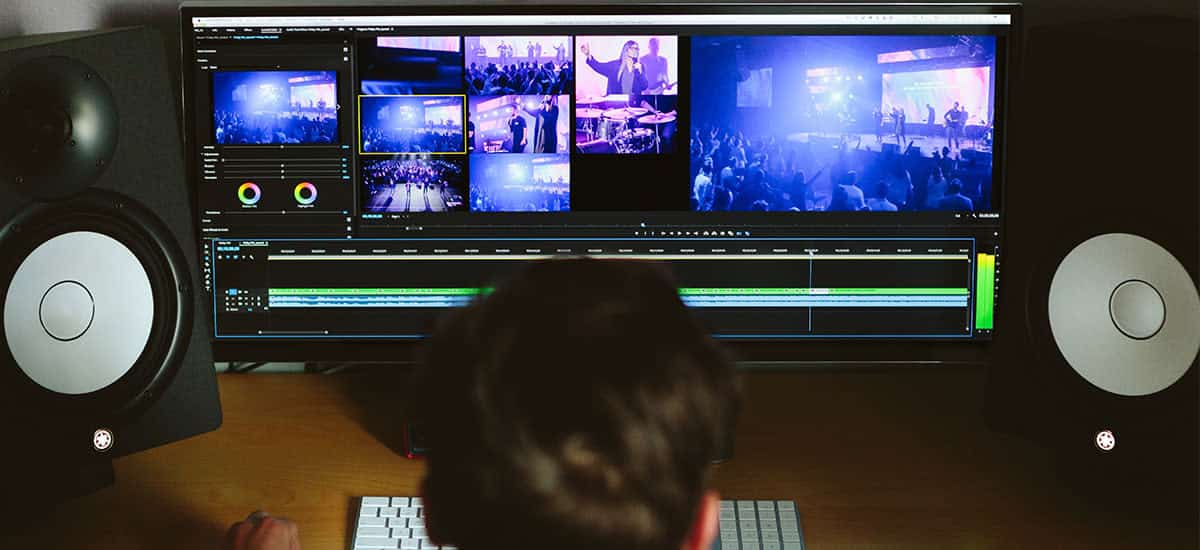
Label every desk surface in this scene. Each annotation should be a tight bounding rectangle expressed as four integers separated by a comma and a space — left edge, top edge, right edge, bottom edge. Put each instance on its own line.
4, 368, 1195, 549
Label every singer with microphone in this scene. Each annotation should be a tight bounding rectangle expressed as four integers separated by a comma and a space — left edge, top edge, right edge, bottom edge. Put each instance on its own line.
581, 40, 648, 97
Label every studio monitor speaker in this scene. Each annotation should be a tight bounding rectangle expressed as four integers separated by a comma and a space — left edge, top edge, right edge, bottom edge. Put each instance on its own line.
989, 16, 1198, 520
0, 27, 221, 503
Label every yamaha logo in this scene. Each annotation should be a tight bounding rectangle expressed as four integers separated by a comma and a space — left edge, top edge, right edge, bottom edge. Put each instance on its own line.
93, 428, 114, 452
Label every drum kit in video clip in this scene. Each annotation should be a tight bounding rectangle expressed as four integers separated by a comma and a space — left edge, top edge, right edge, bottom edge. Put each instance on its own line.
575, 94, 677, 154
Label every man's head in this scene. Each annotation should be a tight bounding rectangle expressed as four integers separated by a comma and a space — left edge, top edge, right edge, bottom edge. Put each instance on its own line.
948, 178, 963, 195
648, 37, 661, 56
953, 101, 960, 109
414, 259, 739, 550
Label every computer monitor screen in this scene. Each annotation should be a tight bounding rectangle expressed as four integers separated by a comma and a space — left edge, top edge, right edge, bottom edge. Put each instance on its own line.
181, 4, 1015, 361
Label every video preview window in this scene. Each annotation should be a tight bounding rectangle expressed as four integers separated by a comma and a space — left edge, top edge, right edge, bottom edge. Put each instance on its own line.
212, 70, 338, 145
575, 36, 679, 155
469, 154, 570, 212
464, 36, 574, 96
469, 95, 570, 154
689, 35, 996, 212
362, 156, 467, 213
360, 95, 465, 154
359, 36, 463, 95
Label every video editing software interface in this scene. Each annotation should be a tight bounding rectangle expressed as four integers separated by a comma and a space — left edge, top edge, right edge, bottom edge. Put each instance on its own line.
183, 7, 1010, 344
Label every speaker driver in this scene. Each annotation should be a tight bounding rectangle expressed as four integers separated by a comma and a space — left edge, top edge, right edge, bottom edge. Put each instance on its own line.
1047, 233, 1200, 396
0, 190, 191, 421
0, 56, 119, 199
5, 231, 153, 394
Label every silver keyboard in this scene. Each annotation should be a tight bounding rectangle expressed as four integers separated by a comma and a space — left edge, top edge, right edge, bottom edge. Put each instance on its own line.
352, 496, 804, 550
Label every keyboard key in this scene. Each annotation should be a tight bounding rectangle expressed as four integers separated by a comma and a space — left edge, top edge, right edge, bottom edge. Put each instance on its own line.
721, 530, 740, 542
741, 529, 759, 542
408, 517, 426, 528
412, 528, 427, 538
783, 544, 804, 550
363, 497, 390, 507
391, 528, 411, 539
418, 538, 435, 548
762, 543, 782, 550
391, 497, 411, 507
720, 500, 735, 510
398, 507, 419, 517
739, 520, 757, 532
379, 507, 399, 518
719, 509, 736, 521
356, 526, 390, 538
741, 543, 761, 550
776, 501, 795, 511
756, 501, 775, 512
355, 537, 400, 549
387, 517, 407, 529
761, 531, 780, 543
359, 517, 386, 527
360, 506, 380, 517
782, 530, 802, 543
759, 520, 777, 531
737, 500, 756, 511
400, 539, 419, 549
411, 497, 424, 506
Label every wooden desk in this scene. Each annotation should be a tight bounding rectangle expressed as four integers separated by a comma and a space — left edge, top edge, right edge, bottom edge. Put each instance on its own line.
3, 368, 1195, 549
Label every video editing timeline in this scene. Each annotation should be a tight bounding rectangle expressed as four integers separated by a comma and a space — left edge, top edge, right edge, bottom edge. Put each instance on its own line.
211, 237, 997, 339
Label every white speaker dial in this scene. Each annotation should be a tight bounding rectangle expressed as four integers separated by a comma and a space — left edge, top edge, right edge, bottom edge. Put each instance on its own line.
1109, 280, 1165, 340
4, 231, 154, 395
1048, 233, 1200, 396
39, 281, 95, 341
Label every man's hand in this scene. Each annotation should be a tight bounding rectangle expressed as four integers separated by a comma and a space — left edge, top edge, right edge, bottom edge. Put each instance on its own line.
580, 43, 590, 58
223, 511, 300, 550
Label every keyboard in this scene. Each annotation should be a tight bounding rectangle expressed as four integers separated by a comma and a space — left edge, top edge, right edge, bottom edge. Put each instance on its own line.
352, 496, 804, 550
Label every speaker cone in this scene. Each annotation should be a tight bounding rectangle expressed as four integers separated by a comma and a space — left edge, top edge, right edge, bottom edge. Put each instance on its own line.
0, 190, 192, 422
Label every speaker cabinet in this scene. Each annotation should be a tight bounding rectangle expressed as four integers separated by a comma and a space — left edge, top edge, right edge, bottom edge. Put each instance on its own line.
989, 16, 1198, 520
0, 28, 221, 503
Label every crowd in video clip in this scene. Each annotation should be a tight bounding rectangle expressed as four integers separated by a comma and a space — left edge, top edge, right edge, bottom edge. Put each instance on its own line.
689, 35, 996, 212
212, 71, 338, 145
358, 36, 464, 95
362, 157, 466, 213
464, 36, 574, 96
360, 96, 464, 154
575, 36, 679, 155
468, 95, 570, 154
469, 154, 570, 212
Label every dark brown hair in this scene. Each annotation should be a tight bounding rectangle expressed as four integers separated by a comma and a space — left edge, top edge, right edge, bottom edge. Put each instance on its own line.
414, 258, 739, 550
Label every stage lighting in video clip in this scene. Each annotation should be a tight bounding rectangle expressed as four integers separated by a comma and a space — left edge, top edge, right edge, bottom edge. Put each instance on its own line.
212, 70, 338, 145
362, 156, 467, 213
359, 36, 464, 95
689, 35, 996, 213
469, 95, 569, 154
465, 36, 573, 96
360, 95, 465, 154
469, 154, 570, 213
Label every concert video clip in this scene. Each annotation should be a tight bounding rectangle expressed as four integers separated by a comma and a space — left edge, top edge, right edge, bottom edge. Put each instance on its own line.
362, 156, 467, 213
359, 36, 464, 95
212, 70, 338, 145
465, 36, 573, 96
469, 154, 570, 213
690, 35, 996, 213
469, 95, 570, 154
359, 95, 465, 154
575, 36, 679, 155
